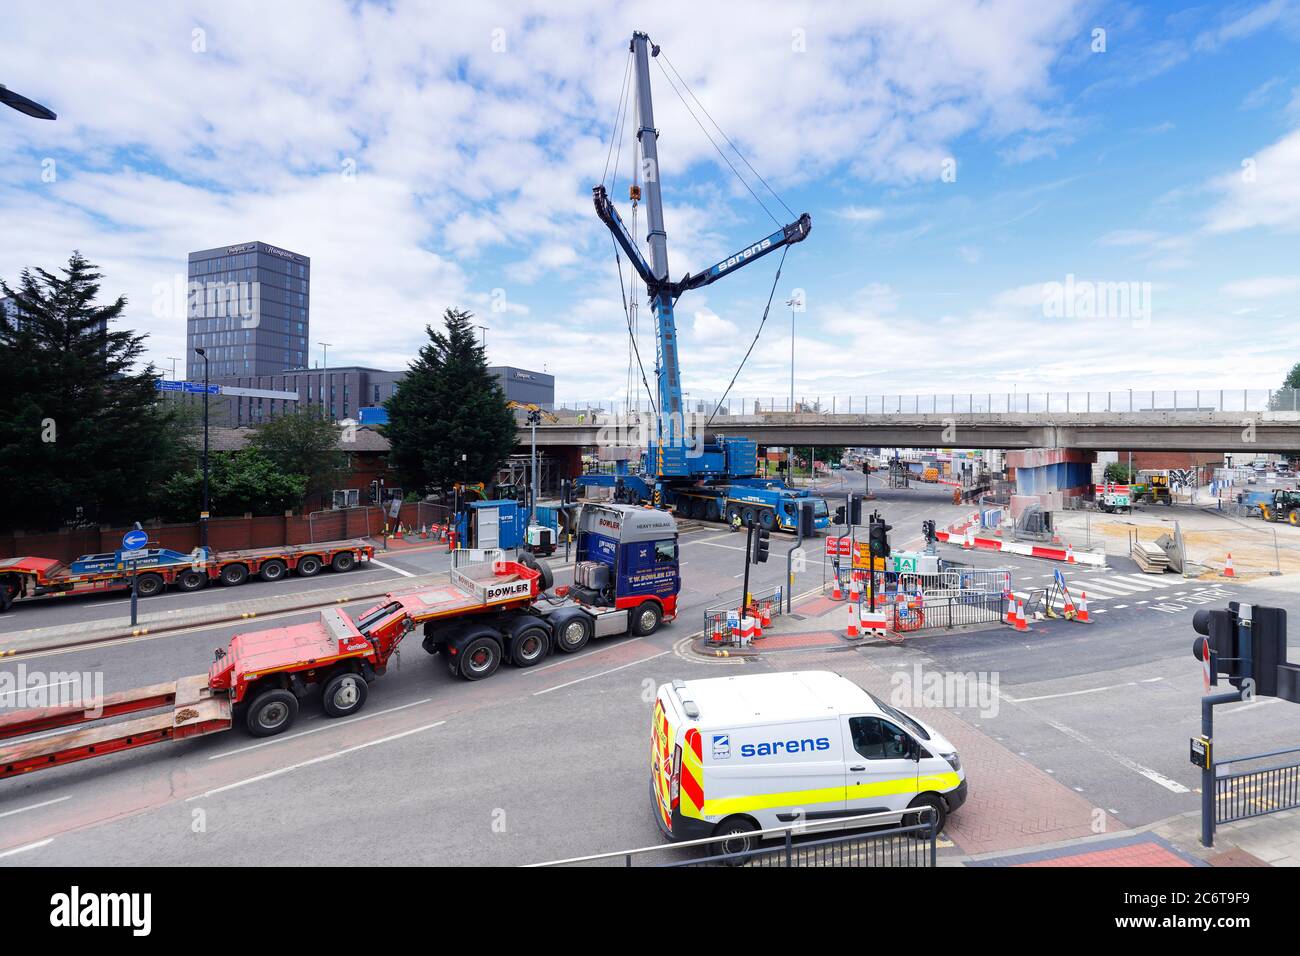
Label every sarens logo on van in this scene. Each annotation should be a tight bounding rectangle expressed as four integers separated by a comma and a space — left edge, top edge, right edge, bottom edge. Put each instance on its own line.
711, 734, 730, 760
740, 737, 831, 758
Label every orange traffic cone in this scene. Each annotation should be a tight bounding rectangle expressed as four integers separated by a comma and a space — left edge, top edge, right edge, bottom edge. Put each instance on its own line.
831, 574, 843, 600
1014, 599, 1030, 632
1224, 553, 1235, 577
1003, 592, 1016, 625
1076, 592, 1091, 624
848, 573, 861, 604
761, 601, 772, 627
1062, 590, 1077, 620
847, 602, 860, 638
1066, 544, 1075, 564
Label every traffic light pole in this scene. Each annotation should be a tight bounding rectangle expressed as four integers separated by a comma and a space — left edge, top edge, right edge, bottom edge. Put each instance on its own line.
740, 523, 754, 615
1200, 689, 1244, 847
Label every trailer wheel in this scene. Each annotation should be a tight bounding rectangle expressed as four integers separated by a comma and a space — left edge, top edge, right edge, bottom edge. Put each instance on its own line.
135, 572, 165, 597
331, 551, 356, 572
245, 689, 299, 737
554, 614, 592, 653
632, 600, 662, 636
459, 635, 502, 680
296, 555, 323, 577
220, 563, 249, 586
176, 569, 207, 592
510, 626, 550, 667
259, 559, 287, 582
321, 671, 368, 718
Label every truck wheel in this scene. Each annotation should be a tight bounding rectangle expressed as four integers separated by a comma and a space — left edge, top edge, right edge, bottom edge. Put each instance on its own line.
321, 671, 368, 718
725, 505, 741, 524
555, 615, 592, 653
742, 507, 757, 526
259, 559, 287, 582
511, 626, 550, 667
220, 563, 249, 586
517, 551, 553, 590
713, 816, 760, 864
135, 572, 165, 597
331, 551, 356, 572
758, 509, 775, 531
632, 601, 662, 636
705, 501, 721, 522
176, 569, 207, 592
296, 555, 323, 577
459, 636, 502, 680
245, 689, 298, 737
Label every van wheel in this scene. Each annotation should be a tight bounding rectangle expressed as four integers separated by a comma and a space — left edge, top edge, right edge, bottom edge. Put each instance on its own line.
511, 626, 549, 667
459, 636, 502, 680
245, 689, 298, 737
296, 555, 323, 577
632, 601, 662, 636
259, 559, 287, 582
331, 551, 356, 572
713, 816, 759, 865
220, 563, 248, 586
905, 794, 947, 837
321, 671, 368, 718
555, 615, 591, 653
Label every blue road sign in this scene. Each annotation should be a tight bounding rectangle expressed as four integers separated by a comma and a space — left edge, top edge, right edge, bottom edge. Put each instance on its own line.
154, 380, 220, 394
122, 528, 148, 551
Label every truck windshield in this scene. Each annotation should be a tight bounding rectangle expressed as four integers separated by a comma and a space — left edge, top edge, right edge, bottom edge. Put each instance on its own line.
813, 499, 829, 517
867, 692, 931, 741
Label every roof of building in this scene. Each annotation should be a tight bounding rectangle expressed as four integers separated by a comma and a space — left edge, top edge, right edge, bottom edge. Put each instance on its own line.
197, 424, 390, 454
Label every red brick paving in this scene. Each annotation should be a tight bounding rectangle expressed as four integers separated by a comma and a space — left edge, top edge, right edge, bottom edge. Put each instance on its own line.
756, 631, 844, 650
1017, 842, 1192, 867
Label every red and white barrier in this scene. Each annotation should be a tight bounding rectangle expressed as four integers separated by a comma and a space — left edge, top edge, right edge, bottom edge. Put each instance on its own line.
934, 527, 1106, 566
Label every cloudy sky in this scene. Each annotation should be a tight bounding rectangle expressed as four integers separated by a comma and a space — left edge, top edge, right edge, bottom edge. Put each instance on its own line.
2, 0, 1299, 406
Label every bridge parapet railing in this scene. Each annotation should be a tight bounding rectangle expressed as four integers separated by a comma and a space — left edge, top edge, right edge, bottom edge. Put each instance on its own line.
541, 389, 1300, 422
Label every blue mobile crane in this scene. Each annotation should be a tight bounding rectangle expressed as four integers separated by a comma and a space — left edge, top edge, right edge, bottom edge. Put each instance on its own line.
578, 31, 828, 534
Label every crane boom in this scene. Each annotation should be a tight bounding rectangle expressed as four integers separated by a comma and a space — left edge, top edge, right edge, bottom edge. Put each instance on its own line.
595, 30, 812, 475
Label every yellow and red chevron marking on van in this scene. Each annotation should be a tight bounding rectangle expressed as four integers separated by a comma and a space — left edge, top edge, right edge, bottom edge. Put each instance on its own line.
652, 700, 673, 830
680, 727, 705, 819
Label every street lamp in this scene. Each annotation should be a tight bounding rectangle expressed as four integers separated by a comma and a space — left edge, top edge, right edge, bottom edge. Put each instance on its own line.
0, 83, 56, 120
476, 325, 488, 350
166, 356, 181, 380
193, 347, 211, 550
318, 341, 332, 419
785, 295, 802, 413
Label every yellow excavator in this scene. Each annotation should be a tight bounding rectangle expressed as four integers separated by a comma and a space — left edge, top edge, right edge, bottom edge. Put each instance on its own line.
507, 401, 559, 424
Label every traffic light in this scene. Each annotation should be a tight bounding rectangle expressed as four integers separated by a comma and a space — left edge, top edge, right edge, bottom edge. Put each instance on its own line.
797, 501, 816, 538
751, 527, 770, 565
833, 505, 846, 525
869, 514, 892, 558
848, 495, 862, 525
1192, 603, 1292, 699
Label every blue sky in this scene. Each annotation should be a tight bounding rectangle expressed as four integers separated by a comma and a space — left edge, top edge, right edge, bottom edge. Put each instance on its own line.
1, 0, 1299, 405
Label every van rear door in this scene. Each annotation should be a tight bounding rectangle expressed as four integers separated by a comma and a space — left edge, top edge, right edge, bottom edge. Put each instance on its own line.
841, 715, 919, 816
651, 692, 680, 834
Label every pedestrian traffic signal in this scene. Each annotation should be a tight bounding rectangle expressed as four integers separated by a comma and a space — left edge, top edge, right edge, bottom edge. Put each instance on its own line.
751, 527, 770, 565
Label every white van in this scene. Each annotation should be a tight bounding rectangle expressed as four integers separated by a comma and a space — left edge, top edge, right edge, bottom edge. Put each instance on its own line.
651, 671, 966, 852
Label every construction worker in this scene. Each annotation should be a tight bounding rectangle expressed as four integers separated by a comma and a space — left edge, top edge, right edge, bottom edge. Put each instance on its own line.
730, 511, 743, 533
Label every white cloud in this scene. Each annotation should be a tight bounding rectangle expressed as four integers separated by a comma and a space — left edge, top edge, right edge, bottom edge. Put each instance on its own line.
1221, 276, 1300, 298
835, 205, 884, 223
1204, 129, 1300, 234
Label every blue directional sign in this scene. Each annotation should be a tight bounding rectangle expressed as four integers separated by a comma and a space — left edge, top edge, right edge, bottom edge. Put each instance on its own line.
122, 528, 149, 551
154, 379, 220, 394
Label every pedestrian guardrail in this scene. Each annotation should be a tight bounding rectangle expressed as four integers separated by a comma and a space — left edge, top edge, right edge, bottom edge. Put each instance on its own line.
888, 592, 1006, 633
1215, 746, 1300, 827
703, 585, 784, 642
528, 807, 937, 867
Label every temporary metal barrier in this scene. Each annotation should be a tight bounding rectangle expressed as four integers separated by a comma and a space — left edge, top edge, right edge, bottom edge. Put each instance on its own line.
1215, 746, 1300, 827
451, 547, 505, 569
888, 592, 1006, 633
307, 505, 379, 543
528, 807, 936, 867
703, 585, 784, 642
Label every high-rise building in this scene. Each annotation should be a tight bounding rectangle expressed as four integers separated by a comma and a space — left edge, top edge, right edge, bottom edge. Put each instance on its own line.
186, 241, 309, 379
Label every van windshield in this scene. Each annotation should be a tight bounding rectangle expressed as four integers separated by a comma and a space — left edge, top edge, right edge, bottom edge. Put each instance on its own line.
867, 692, 930, 741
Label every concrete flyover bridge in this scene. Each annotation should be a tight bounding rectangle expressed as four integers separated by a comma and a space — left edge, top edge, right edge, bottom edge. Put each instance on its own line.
523, 388, 1300, 453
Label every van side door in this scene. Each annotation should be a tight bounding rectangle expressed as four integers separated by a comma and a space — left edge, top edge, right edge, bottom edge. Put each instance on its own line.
841, 715, 920, 817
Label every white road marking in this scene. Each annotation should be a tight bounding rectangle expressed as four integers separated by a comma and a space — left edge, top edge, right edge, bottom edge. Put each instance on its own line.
0, 795, 71, 819
691, 540, 748, 552
1001, 677, 1163, 703
1222, 698, 1281, 714
207, 697, 435, 760
521, 637, 644, 675
1043, 718, 1189, 793
533, 650, 670, 696
0, 838, 53, 858
1113, 604, 1128, 609
369, 558, 415, 578
187, 721, 446, 800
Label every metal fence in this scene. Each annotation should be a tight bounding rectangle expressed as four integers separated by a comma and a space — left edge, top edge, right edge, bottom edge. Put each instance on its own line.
530, 807, 936, 868
887, 592, 1007, 633
1215, 746, 1300, 826
544, 388, 1300, 420
307, 505, 381, 543
703, 584, 784, 642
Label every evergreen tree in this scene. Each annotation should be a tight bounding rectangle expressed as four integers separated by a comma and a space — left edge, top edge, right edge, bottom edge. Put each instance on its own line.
383, 308, 517, 494
0, 252, 191, 532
